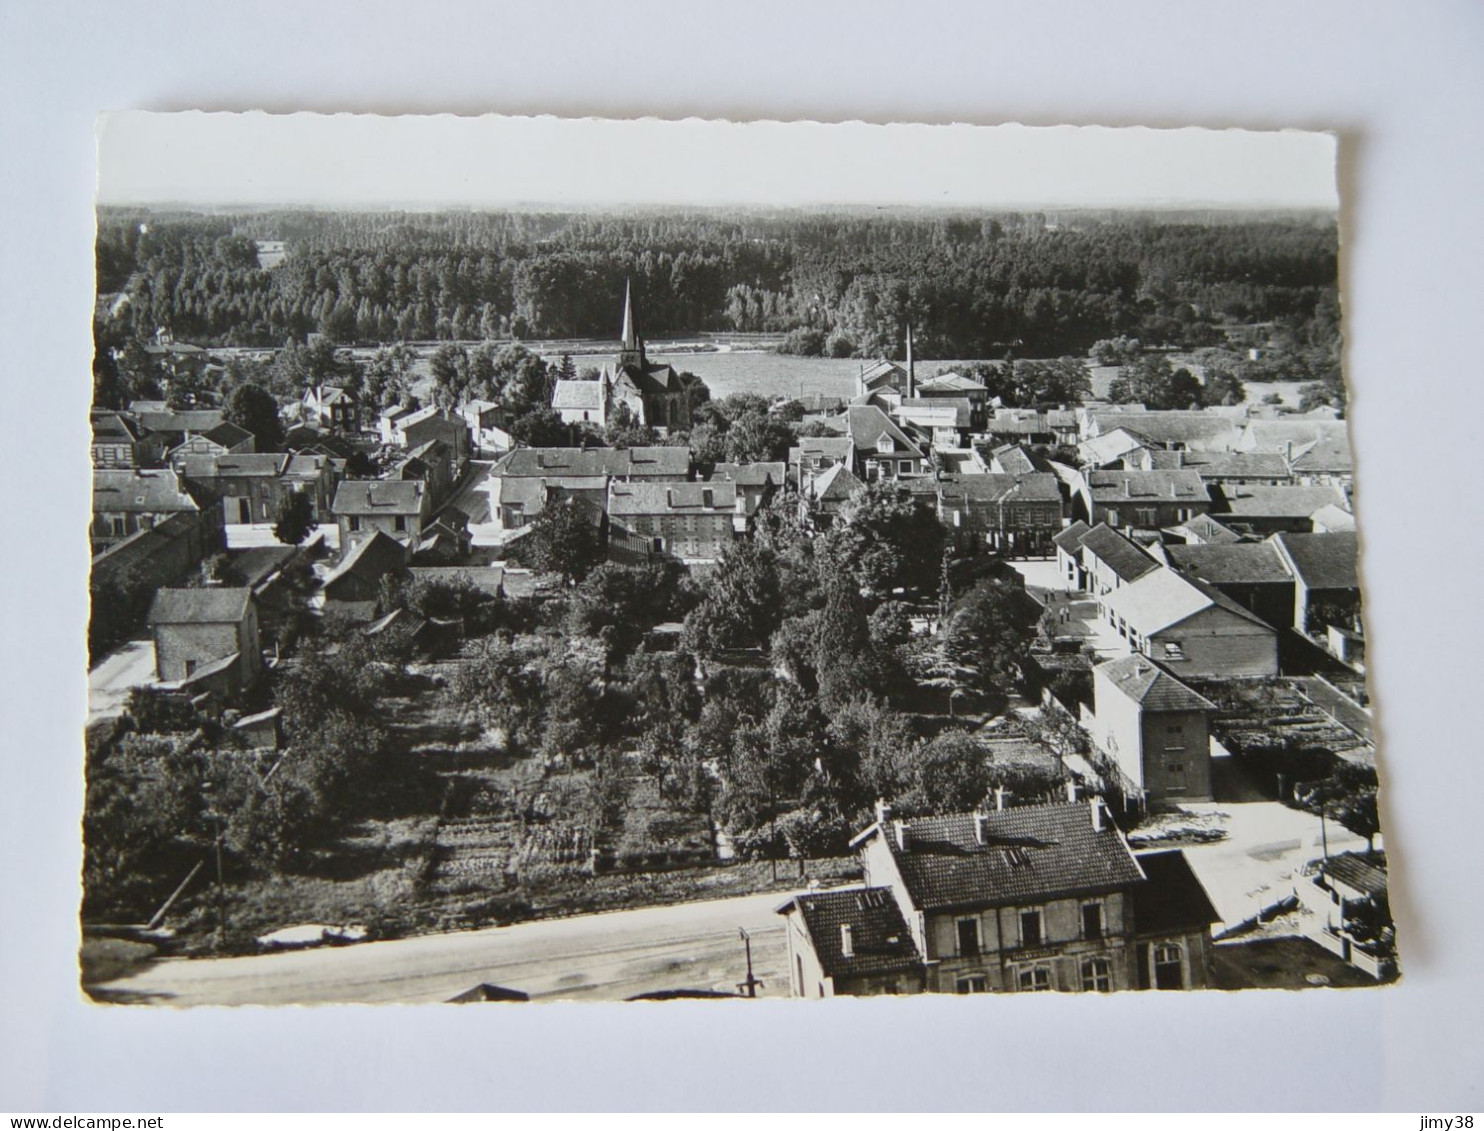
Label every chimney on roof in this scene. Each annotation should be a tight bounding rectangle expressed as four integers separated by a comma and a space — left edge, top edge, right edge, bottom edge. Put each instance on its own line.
1123, 478, 1131, 498
974, 812, 988, 845
1170, 481, 1178, 499
1175, 450, 1184, 469
874, 798, 893, 826
1090, 797, 1106, 832
840, 924, 855, 958
1066, 779, 1079, 803
894, 820, 912, 852
994, 785, 1007, 811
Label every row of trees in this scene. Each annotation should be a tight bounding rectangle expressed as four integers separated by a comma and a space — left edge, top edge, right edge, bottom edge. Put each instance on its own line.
95, 207, 1341, 360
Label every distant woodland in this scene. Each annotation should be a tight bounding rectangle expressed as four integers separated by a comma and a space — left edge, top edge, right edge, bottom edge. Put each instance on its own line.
94, 207, 1341, 363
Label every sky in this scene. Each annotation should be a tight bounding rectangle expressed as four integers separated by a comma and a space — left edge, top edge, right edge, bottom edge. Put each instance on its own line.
95, 112, 1338, 212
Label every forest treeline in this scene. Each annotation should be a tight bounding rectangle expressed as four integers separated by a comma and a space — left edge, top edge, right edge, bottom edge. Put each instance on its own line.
95, 208, 1340, 361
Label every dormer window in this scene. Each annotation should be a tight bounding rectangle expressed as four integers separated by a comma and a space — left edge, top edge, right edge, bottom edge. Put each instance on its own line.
877, 436, 894, 454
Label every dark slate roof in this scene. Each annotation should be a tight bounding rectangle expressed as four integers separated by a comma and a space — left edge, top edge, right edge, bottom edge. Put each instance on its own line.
710, 461, 785, 488
1218, 485, 1348, 518
874, 803, 1147, 913
1128, 850, 1221, 935
805, 462, 864, 503
1164, 541, 1294, 585
323, 530, 409, 592
1171, 513, 1241, 544
1273, 531, 1359, 590
223, 546, 298, 589
1088, 411, 1241, 446
332, 479, 426, 516
492, 446, 690, 479
1095, 656, 1216, 712
91, 410, 147, 444
845, 405, 925, 459
201, 420, 254, 447
180, 453, 287, 479
137, 409, 224, 435
1053, 519, 1092, 553
939, 472, 1062, 505
148, 586, 253, 625
608, 481, 738, 516
1321, 852, 1388, 899
780, 888, 924, 980
93, 469, 200, 513
1086, 469, 1210, 503
1079, 523, 1160, 582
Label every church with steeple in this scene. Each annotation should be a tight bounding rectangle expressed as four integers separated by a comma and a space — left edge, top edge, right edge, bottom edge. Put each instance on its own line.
606, 280, 705, 433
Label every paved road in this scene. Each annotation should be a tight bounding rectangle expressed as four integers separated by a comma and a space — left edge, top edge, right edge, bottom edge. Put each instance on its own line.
1296, 676, 1373, 743
87, 639, 156, 723
92, 886, 825, 1007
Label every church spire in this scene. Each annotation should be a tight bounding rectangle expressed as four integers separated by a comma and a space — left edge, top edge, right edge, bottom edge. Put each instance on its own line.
618, 278, 645, 370
620, 278, 637, 351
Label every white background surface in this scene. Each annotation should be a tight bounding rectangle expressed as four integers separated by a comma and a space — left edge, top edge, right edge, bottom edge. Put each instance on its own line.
2, 0, 1482, 1113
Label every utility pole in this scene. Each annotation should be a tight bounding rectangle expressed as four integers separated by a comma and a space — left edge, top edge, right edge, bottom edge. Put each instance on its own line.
736, 928, 764, 998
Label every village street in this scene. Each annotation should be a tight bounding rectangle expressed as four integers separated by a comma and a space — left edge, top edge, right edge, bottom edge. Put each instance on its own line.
92, 885, 809, 1007
87, 637, 157, 723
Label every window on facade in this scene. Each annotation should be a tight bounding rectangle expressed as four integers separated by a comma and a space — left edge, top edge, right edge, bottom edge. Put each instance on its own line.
1163, 641, 1185, 660
394, 515, 407, 532
1016, 966, 1052, 992
348, 516, 361, 532
956, 975, 989, 994
1081, 903, 1103, 940
1136, 508, 1157, 526
1080, 957, 1113, 992
1020, 909, 1043, 948
957, 917, 981, 958
1153, 943, 1184, 990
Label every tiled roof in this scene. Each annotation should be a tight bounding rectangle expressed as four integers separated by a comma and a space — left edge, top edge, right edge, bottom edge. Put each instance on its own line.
1086, 469, 1210, 504
1104, 566, 1271, 634
552, 380, 606, 411
332, 479, 426, 516
493, 446, 689, 479
1095, 655, 1216, 712
877, 803, 1147, 912
845, 405, 925, 459
1052, 520, 1092, 553
201, 420, 254, 447
1194, 452, 1293, 480
93, 469, 200, 514
1309, 504, 1356, 533
917, 372, 988, 394
91, 410, 147, 444
180, 453, 287, 479
1169, 513, 1241, 544
137, 409, 224, 435
1288, 436, 1353, 473
608, 481, 737, 516
805, 462, 863, 502
896, 397, 971, 428
1164, 541, 1294, 585
1088, 411, 1242, 447
1080, 429, 1150, 467
1272, 531, 1359, 590
710, 461, 785, 488
989, 444, 1049, 476
1321, 852, 1388, 899
940, 473, 1062, 505
780, 888, 923, 980
1079, 523, 1159, 582
790, 437, 855, 463
1129, 850, 1221, 934
1219, 485, 1348, 518
1239, 419, 1348, 452
322, 530, 409, 590
148, 586, 252, 625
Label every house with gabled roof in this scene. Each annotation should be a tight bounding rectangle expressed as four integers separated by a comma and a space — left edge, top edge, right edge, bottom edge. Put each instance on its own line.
779, 798, 1218, 996
788, 436, 855, 490
1089, 655, 1217, 803
916, 371, 991, 427
1270, 530, 1360, 636
1157, 540, 1297, 627
552, 378, 608, 426
844, 404, 929, 482
177, 453, 290, 526
168, 420, 255, 466
799, 462, 864, 529
1287, 434, 1353, 487
1053, 519, 1093, 589
1083, 411, 1242, 453
1075, 468, 1212, 530
607, 480, 742, 562
331, 479, 431, 550
891, 396, 972, 448
301, 385, 362, 434
147, 586, 262, 695
92, 467, 211, 550
936, 472, 1064, 556
91, 410, 168, 469
1073, 522, 1160, 598
320, 530, 410, 621
987, 443, 1051, 477
1163, 512, 1242, 546
1101, 566, 1279, 678
1213, 483, 1350, 535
